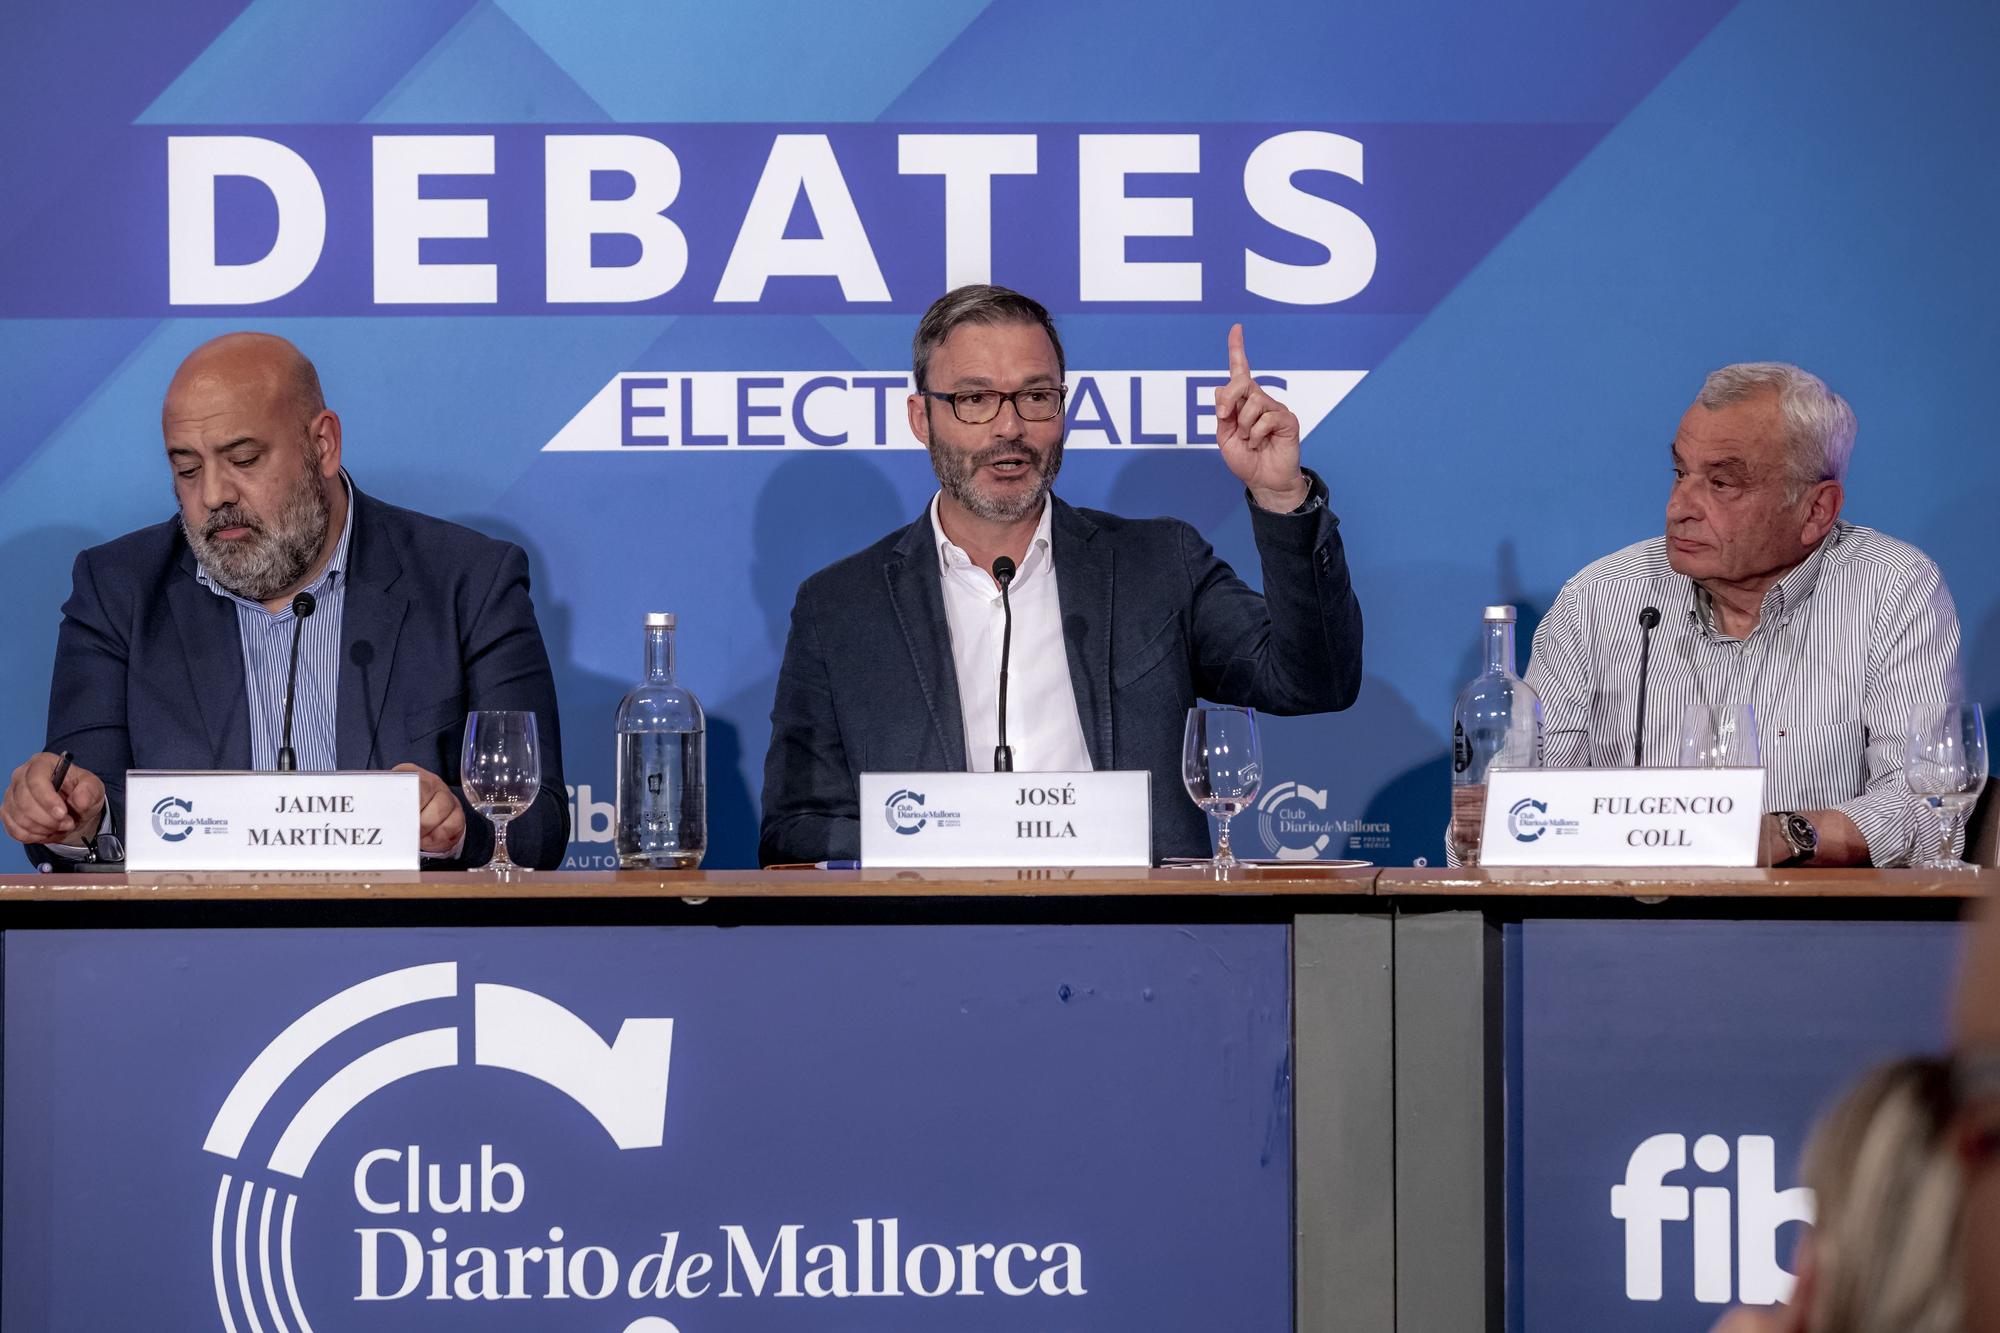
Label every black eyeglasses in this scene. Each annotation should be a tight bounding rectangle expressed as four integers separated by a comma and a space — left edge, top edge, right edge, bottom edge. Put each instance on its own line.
77, 831, 125, 865
40, 831, 125, 871
922, 386, 1067, 425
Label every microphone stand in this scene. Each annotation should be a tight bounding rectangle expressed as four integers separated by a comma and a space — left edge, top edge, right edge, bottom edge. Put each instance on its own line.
277, 591, 317, 771
1632, 606, 1661, 767
992, 556, 1016, 773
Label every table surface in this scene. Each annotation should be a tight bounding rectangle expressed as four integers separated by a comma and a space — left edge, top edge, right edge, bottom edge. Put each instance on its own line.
0, 864, 1982, 902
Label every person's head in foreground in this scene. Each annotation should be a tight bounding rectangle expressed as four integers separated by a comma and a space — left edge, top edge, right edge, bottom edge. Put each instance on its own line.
1712, 1055, 1965, 1333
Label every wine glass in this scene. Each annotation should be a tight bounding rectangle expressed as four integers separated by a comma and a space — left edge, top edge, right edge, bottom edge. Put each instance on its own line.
1677, 702, 1761, 768
1182, 705, 1263, 873
461, 711, 541, 872
1906, 702, 1988, 871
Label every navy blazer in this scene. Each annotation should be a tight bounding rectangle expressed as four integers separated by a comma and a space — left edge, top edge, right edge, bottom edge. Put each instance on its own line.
35, 484, 569, 870
759, 476, 1363, 865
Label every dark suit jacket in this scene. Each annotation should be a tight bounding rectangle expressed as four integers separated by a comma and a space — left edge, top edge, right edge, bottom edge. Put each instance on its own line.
759, 475, 1363, 865
34, 484, 569, 870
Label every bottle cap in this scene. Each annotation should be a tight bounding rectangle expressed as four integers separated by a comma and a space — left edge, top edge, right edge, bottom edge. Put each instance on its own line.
645, 612, 676, 628
1483, 605, 1517, 622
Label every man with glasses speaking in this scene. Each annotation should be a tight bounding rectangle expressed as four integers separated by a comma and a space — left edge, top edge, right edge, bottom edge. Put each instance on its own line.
758, 284, 1365, 866
0, 332, 569, 870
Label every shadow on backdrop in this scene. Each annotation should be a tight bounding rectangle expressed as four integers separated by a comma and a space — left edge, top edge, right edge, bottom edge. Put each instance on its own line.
1103, 451, 1243, 531
452, 512, 636, 869
1969, 597, 2000, 732
1361, 540, 1550, 866
710, 456, 907, 867
0, 526, 100, 805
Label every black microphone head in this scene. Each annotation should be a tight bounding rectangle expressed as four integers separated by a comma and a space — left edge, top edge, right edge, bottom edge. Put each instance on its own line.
991, 556, 1017, 587
1638, 606, 1661, 630
292, 591, 317, 619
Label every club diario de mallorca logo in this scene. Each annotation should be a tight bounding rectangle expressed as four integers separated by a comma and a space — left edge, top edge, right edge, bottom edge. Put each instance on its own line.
1252, 781, 1391, 858
882, 789, 962, 836
1508, 796, 1580, 843
200, 963, 1085, 1330
201, 963, 675, 1333
153, 794, 227, 841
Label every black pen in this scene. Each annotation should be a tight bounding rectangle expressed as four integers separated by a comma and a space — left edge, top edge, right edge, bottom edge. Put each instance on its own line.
49, 750, 73, 797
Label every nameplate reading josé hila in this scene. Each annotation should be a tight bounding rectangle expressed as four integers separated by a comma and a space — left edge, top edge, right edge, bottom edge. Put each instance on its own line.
126, 770, 421, 871
858, 772, 1152, 868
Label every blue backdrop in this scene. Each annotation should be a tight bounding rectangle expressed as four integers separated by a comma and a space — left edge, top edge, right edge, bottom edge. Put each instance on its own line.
3, 0, 1995, 867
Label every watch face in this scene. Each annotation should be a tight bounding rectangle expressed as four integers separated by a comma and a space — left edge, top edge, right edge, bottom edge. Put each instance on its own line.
1784, 814, 1817, 853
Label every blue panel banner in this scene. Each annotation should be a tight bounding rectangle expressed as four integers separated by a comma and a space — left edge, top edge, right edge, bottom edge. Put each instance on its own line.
1509, 918, 1960, 1330
4, 924, 1292, 1331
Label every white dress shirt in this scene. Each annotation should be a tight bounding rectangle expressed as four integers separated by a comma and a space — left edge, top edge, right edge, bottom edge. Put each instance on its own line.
1527, 523, 1961, 864
930, 494, 1094, 773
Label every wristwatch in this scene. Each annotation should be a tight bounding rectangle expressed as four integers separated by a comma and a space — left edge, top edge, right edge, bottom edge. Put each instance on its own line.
1771, 811, 1817, 867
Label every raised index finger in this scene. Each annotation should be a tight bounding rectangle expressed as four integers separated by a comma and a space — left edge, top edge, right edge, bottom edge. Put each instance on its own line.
1227, 323, 1251, 380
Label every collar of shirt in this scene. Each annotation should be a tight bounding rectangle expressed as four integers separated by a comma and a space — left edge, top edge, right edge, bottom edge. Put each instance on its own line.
1690, 523, 1844, 640
193, 472, 356, 616
928, 491, 1055, 593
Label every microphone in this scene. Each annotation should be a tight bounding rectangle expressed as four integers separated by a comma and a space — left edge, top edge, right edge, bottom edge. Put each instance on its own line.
277, 591, 317, 772
1632, 606, 1661, 767
991, 556, 1017, 773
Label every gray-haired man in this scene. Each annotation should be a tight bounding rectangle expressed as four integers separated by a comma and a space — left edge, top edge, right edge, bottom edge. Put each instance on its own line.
1526, 362, 1962, 866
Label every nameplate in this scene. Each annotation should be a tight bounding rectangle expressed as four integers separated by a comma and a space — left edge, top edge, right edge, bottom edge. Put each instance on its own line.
858, 771, 1152, 868
1479, 767, 1766, 867
125, 771, 421, 871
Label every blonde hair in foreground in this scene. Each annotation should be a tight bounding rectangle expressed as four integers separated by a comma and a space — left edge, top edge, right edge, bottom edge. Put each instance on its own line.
1797, 1056, 1963, 1333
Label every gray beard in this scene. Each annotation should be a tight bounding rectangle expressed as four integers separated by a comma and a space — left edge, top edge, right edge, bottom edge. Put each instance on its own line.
930, 434, 1065, 524
185, 474, 331, 603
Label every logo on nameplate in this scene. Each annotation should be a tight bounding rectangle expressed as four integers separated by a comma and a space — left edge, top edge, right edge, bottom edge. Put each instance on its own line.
152, 794, 225, 842
1508, 797, 1579, 843
884, 788, 962, 835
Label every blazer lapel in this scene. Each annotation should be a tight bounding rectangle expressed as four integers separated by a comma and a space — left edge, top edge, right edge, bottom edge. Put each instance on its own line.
1052, 498, 1114, 770
335, 491, 411, 770
167, 550, 252, 768
884, 510, 967, 771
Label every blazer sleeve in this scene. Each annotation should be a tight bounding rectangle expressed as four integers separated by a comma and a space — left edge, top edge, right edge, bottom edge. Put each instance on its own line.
1185, 469, 1365, 715
439, 542, 570, 871
28, 548, 136, 870
759, 583, 859, 866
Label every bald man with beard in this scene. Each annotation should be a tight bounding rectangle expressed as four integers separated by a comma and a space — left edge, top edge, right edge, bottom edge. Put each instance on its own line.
0, 333, 569, 869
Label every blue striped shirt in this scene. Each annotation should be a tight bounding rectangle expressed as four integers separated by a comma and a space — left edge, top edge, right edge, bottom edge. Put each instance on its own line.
1525, 522, 1963, 864
193, 476, 355, 772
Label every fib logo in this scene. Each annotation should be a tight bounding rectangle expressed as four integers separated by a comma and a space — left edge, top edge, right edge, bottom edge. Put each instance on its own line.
1610, 1132, 1814, 1306
200, 962, 674, 1332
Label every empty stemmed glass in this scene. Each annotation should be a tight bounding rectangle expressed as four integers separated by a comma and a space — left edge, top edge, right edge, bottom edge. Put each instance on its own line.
1677, 702, 1761, 768
1182, 705, 1263, 874
462, 711, 541, 872
1906, 702, 1988, 871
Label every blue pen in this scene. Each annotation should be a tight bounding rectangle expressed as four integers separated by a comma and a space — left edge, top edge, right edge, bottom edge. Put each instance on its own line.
815, 860, 860, 870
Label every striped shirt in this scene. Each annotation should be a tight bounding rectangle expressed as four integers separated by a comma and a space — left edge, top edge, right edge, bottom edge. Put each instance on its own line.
193, 475, 355, 772
1525, 522, 1962, 865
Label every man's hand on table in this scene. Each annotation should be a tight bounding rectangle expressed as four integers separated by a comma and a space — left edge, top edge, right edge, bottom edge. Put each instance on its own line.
1759, 809, 1868, 867
2, 753, 105, 847
394, 762, 466, 858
